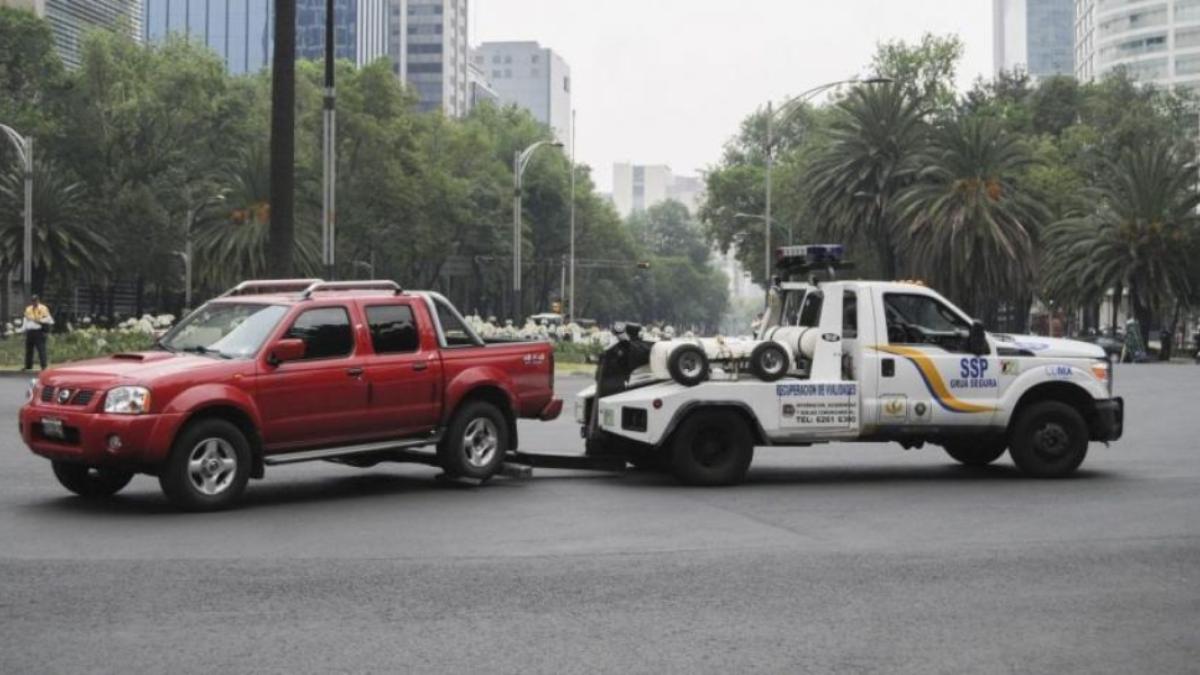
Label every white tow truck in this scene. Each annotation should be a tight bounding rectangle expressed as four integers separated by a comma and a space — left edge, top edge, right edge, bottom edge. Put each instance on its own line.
576, 245, 1124, 485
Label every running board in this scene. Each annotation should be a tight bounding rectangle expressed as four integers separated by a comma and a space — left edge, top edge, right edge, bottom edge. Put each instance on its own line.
263, 434, 442, 466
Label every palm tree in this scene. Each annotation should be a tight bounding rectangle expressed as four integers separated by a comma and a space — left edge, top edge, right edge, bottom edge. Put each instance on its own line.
807, 82, 926, 279
1042, 139, 1199, 344
193, 144, 320, 292
894, 115, 1048, 321
0, 159, 111, 293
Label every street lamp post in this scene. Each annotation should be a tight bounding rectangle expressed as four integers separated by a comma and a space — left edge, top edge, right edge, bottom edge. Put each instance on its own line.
760, 76, 892, 297
512, 139, 563, 325
0, 124, 32, 291
321, 0, 337, 281
568, 109, 576, 324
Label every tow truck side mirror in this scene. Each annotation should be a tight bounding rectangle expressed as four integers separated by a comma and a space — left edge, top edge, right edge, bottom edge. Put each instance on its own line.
268, 338, 306, 366
968, 320, 989, 356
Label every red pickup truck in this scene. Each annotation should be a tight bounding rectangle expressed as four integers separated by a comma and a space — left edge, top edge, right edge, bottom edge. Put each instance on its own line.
19, 279, 561, 510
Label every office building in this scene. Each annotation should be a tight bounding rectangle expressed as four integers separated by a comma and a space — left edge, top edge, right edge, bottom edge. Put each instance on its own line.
1076, 0, 1200, 88
143, 0, 389, 75
467, 59, 498, 109
3, 0, 143, 68
612, 163, 705, 219
393, 0, 470, 116
472, 41, 571, 144
993, 0, 1076, 77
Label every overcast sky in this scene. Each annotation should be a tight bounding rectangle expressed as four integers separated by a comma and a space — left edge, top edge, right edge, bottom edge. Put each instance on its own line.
473, 0, 992, 193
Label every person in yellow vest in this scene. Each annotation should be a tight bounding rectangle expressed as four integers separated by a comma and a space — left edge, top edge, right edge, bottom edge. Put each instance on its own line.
22, 294, 53, 371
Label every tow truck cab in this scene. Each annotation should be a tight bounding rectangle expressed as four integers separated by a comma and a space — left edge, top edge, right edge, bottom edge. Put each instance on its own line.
580, 245, 1124, 485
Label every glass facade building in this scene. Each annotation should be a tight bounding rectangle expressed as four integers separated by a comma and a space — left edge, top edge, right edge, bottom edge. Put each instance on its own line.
1076, 0, 1200, 88
143, 0, 390, 75
143, 0, 272, 75
6, 0, 144, 68
994, 0, 1076, 77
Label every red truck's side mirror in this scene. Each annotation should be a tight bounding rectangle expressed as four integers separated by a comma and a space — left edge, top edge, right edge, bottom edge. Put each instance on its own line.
268, 338, 306, 366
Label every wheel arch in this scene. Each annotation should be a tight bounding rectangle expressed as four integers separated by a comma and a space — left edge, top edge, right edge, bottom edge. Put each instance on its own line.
1008, 381, 1100, 440
176, 404, 265, 479
661, 401, 769, 449
453, 385, 518, 451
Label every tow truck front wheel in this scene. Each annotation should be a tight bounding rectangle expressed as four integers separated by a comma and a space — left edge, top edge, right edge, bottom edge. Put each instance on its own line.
670, 410, 754, 486
942, 439, 1007, 467
1008, 401, 1089, 478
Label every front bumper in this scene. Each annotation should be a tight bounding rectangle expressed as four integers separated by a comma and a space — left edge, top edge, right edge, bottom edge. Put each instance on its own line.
539, 399, 563, 421
1092, 397, 1124, 441
19, 404, 184, 467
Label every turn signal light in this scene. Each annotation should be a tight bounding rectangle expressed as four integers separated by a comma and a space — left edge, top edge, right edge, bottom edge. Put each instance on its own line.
1091, 363, 1110, 382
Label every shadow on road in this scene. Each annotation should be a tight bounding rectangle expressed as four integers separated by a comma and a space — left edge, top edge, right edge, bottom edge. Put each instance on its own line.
19, 461, 1119, 517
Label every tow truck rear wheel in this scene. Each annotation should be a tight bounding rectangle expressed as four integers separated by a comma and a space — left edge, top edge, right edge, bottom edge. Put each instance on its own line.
942, 440, 1007, 467
670, 410, 754, 486
52, 461, 134, 498
1008, 401, 1089, 478
438, 401, 509, 480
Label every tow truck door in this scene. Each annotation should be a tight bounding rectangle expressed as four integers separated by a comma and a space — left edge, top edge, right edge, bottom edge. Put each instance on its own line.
866, 290, 999, 428
775, 287, 861, 437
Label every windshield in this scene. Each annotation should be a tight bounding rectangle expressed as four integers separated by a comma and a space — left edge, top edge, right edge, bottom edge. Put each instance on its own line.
160, 302, 289, 359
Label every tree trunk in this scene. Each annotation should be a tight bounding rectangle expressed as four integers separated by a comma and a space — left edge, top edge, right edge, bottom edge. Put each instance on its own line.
134, 275, 145, 318
268, 0, 297, 277
1109, 284, 1123, 335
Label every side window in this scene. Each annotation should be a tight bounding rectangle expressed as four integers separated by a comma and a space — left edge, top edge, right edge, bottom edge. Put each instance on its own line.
285, 307, 353, 359
434, 299, 479, 347
843, 290, 857, 339
798, 292, 823, 327
884, 293, 969, 351
366, 305, 420, 354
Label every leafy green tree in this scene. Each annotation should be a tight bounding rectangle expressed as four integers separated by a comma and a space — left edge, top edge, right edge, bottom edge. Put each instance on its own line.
1042, 140, 1200, 344
870, 32, 964, 110
895, 116, 1047, 322
806, 82, 926, 279
0, 159, 112, 293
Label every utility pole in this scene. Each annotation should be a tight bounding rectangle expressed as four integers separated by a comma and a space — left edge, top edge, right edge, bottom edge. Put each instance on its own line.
512, 151, 522, 325
321, 0, 337, 281
568, 109, 576, 324
268, 0, 297, 277
1, 124, 33, 296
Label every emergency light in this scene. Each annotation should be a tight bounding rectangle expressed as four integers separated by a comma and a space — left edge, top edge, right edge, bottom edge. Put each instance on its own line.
776, 244, 845, 265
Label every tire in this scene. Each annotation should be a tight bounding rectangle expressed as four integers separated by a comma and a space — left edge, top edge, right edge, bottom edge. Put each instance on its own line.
749, 342, 789, 382
438, 401, 509, 480
669, 409, 755, 486
942, 439, 1007, 466
1008, 401, 1089, 478
52, 461, 134, 498
158, 418, 252, 511
668, 344, 709, 386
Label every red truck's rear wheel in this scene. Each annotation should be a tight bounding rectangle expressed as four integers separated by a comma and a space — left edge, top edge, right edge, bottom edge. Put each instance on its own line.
439, 401, 509, 480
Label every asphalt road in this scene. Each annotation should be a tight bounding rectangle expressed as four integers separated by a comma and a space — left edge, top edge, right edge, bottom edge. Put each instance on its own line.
1, 369, 1197, 674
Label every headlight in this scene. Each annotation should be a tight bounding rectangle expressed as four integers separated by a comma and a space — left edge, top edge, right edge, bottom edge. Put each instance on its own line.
25, 378, 37, 403
104, 386, 152, 414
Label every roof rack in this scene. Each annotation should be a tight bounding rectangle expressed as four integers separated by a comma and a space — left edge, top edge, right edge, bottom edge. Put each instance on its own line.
300, 280, 403, 299
222, 279, 324, 297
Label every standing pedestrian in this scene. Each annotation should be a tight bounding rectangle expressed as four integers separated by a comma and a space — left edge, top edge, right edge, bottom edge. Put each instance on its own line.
22, 294, 53, 371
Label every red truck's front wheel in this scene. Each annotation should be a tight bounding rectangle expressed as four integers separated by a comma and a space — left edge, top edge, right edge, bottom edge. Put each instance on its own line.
159, 418, 252, 511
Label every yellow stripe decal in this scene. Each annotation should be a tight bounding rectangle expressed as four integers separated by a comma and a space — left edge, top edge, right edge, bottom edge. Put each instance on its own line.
870, 345, 996, 414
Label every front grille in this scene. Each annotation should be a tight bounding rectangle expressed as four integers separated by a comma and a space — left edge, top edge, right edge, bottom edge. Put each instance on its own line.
38, 386, 95, 406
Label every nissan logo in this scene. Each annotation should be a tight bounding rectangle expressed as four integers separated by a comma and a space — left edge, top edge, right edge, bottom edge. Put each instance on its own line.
56, 389, 72, 404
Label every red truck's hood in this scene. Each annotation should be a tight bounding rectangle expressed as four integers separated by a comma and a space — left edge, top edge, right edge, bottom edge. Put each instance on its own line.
39, 351, 243, 388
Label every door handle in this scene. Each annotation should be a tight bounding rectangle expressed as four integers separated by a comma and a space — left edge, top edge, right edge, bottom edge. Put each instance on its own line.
347, 367, 364, 377
881, 359, 895, 377
413, 361, 428, 371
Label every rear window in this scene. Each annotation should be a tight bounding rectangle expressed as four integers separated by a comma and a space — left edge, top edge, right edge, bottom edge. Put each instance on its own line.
366, 305, 420, 354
